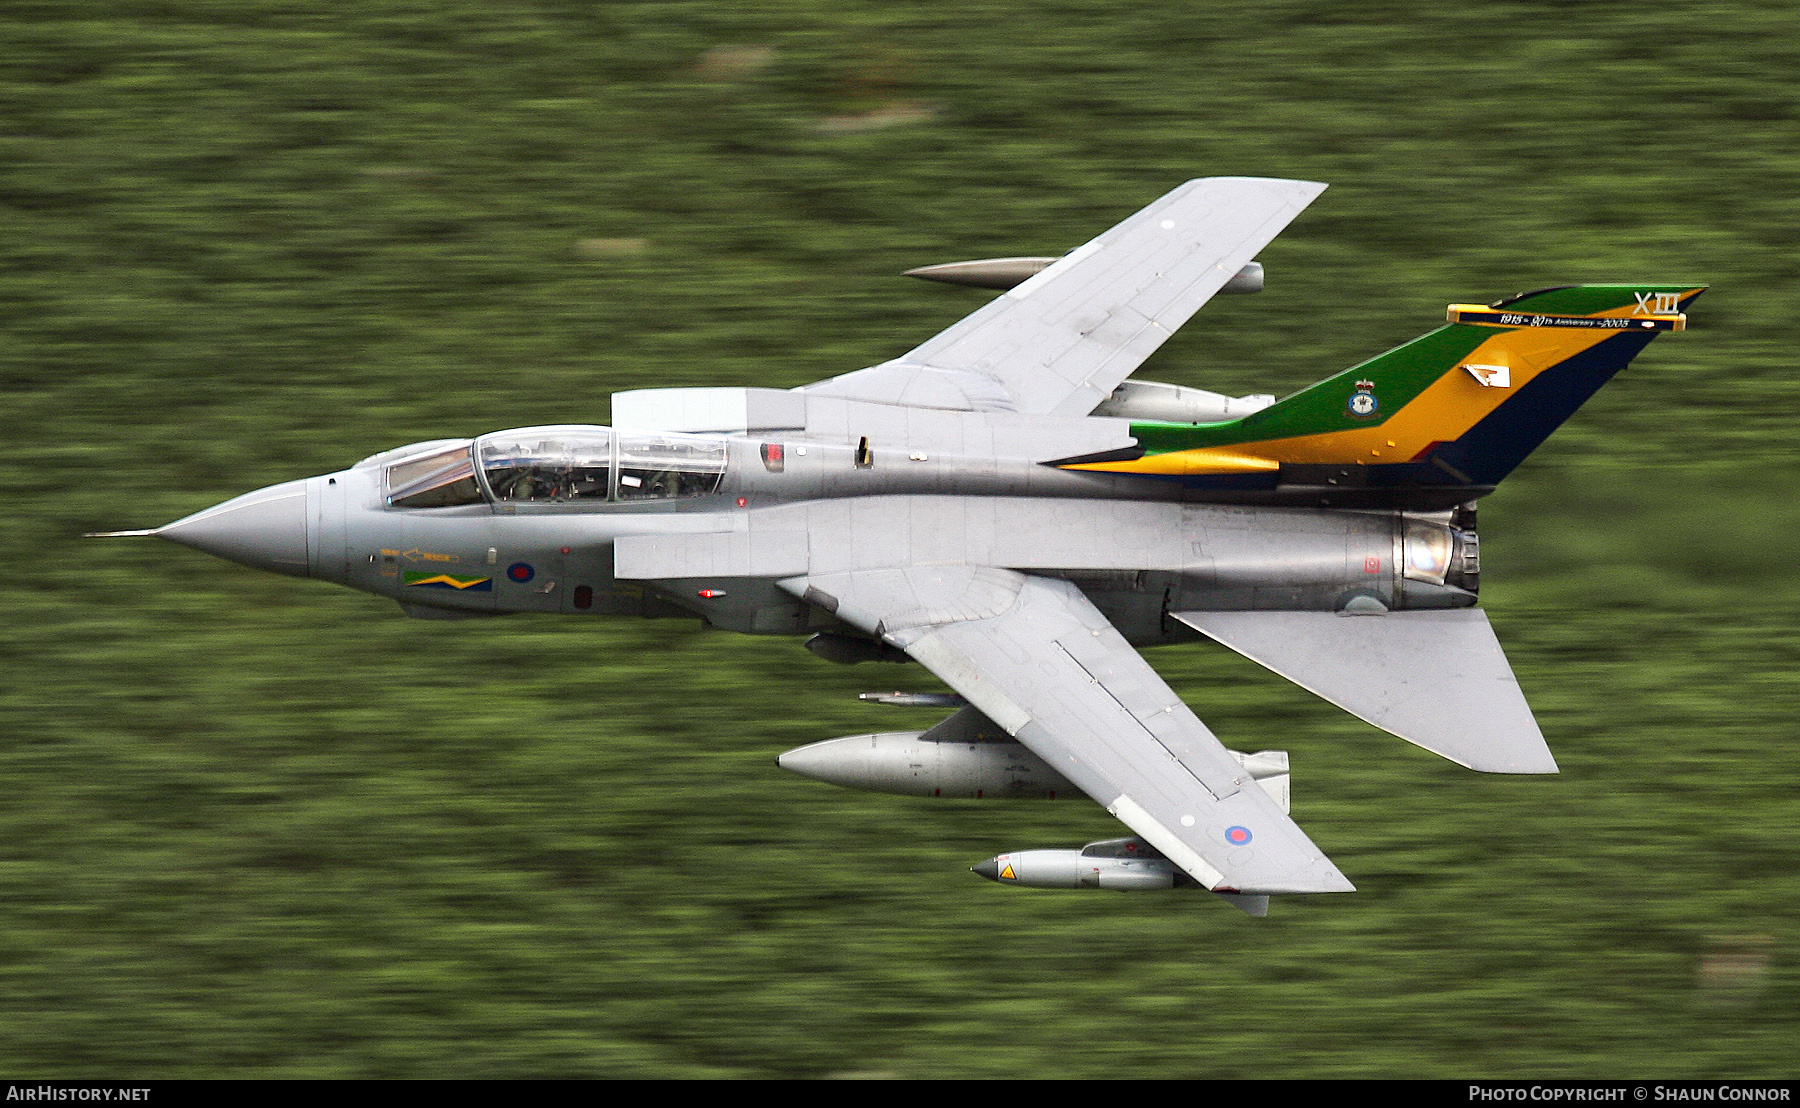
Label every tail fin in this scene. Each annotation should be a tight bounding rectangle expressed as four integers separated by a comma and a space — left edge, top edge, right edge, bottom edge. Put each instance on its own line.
1067, 284, 1704, 491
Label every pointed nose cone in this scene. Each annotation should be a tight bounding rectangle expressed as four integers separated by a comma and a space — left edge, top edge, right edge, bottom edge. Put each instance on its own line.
776, 741, 827, 777
970, 856, 1002, 882
775, 739, 864, 790
156, 478, 311, 578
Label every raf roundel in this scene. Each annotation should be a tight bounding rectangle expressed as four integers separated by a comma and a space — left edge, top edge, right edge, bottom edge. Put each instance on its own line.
1225, 826, 1253, 846
506, 562, 535, 584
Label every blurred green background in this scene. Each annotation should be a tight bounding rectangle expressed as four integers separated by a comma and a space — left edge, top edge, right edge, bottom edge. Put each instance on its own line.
5, 0, 1797, 1078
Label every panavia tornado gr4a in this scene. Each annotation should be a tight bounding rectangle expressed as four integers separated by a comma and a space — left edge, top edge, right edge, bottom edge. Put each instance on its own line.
95, 178, 1702, 915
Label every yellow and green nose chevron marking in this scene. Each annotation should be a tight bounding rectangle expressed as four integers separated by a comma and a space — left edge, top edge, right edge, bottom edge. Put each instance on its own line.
403, 571, 493, 591
1062, 285, 1703, 476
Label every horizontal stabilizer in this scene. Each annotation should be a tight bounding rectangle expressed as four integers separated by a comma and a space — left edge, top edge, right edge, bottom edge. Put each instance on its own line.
1170, 609, 1556, 774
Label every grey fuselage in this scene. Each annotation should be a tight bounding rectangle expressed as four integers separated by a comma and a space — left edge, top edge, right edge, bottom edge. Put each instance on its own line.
168, 426, 1479, 648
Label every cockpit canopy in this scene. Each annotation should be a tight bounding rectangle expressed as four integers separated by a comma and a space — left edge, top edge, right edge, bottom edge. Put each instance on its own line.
383, 441, 479, 508
480, 429, 614, 504
381, 426, 728, 508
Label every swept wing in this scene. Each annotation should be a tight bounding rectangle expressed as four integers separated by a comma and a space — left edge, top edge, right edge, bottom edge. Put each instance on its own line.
800, 177, 1326, 417
776, 565, 1353, 895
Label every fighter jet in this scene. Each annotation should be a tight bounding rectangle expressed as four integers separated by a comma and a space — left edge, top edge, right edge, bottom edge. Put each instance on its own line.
94, 178, 1702, 915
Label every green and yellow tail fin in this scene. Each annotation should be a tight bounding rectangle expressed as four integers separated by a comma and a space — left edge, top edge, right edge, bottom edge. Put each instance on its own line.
1067, 284, 1704, 490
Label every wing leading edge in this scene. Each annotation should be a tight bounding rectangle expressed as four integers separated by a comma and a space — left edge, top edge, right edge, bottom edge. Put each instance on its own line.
778, 566, 1354, 895
801, 177, 1327, 417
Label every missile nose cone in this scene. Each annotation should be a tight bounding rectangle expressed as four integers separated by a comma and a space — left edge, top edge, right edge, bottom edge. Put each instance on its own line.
156, 478, 312, 578
775, 739, 856, 789
970, 856, 1002, 882
904, 257, 1058, 291
774, 744, 817, 776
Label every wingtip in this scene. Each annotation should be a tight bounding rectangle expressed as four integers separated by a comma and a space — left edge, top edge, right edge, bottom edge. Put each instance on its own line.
1458, 751, 1560, 775
1187, 176, 1328, 193
1226, 872, 1357, 896
84, 529, 162, 538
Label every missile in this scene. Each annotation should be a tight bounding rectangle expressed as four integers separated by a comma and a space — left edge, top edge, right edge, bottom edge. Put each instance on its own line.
971, 843, 1188, 890
970, 837, 1272, 915
857, 691, 967, 708
905, 257, 1264, 294
777, 720, 1076, 799
780, 707, 1293, 810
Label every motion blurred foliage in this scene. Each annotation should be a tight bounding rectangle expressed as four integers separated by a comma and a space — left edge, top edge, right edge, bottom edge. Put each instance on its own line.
3, 0, 1796, 1079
